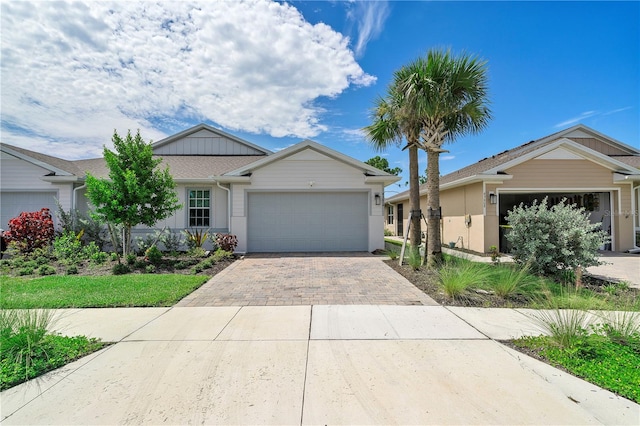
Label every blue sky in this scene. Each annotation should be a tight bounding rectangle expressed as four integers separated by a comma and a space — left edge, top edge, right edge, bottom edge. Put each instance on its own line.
2, 1, 638, 192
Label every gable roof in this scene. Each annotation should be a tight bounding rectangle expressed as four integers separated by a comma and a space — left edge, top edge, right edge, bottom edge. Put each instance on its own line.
0, 143, 81, 177
386, 124, 640, 203
151, 123, 272, 156
75, 155, 264, 181
222, 139, 401, 185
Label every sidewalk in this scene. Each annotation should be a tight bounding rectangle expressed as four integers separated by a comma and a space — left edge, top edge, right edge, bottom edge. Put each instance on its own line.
2, 306, 638, 425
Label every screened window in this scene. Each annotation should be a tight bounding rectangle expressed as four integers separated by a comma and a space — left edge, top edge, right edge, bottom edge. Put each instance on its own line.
387, 205, 394, 225
188, 189, 211, 227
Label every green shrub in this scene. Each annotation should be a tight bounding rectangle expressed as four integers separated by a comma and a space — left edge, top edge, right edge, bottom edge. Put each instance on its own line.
126, 253, 136, 265
34, 255, 50, 266
144, 245, 163, 265
37, 265, 56, 276
110, 252, 119, 262
18, 267, 34, 276
528, 308, 592, 349
506, 197, 608, 280
184, 229, 209, 250
145, 264, 156, 274
161, 228, 183, 253
211, 249, 234, 262
90, 250, 109, 265
133, 259, 147, 269
53, 231, 83, 264
82, 242, 101, 261
406, 247, 422, 270
112, 263, 130, 275
174, 260, 196, 270
187, 247, 207, 258
66, 265, 79, 275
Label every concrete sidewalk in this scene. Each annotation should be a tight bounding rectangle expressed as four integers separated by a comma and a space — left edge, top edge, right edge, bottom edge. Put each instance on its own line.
2, 306, 638, 425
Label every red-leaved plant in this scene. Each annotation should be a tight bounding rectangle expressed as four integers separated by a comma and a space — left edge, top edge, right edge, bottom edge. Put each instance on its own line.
215, 233, 238, 252
3, 208, 55, 253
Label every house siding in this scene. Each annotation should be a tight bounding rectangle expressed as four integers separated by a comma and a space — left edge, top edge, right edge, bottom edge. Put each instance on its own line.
0, 152, 73, 227
230, 149, 384, 253
440, 183, 486, 253
504, 159, 613, 188
154, 129, 265, 156
568, 137, 632, 156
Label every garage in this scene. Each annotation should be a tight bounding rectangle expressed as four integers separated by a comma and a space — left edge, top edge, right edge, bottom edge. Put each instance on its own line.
0, 191, 58, 229
247, 192, 369, 252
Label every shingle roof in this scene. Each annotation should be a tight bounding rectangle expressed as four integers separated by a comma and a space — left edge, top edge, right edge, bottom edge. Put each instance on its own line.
386, 125, 640, 203
74, 155, 265, 179
1, 143, 82, 176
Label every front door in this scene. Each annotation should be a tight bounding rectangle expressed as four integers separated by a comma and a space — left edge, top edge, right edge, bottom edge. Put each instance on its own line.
397, 203, 404, 237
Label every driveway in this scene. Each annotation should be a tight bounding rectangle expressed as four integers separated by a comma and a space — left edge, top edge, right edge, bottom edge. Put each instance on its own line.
177, 253, 438, 306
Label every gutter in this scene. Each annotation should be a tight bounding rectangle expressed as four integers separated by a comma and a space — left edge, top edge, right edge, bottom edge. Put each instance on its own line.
211, 178, 231, 234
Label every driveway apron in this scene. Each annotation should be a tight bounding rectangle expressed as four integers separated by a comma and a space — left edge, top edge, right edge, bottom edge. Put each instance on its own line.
176, 253, 438, 306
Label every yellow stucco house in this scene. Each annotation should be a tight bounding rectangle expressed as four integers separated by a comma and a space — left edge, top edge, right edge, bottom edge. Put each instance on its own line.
385, 125, 640, 254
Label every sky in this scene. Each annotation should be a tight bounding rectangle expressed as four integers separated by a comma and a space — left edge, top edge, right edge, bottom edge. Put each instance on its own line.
1, 0, 639, 194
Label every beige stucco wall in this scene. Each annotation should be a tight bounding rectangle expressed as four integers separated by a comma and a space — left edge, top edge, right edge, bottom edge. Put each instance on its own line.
440, 183, 486, 253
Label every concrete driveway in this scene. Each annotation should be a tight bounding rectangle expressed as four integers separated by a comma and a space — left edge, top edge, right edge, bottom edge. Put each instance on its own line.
2, 306, 638, 425
177, 253, 437, 306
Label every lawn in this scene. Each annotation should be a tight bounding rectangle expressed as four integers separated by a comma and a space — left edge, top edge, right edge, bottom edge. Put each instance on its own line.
0, 274, 209, 309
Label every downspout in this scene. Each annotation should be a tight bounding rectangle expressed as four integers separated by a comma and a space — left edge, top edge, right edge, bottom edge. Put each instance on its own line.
213, 179, 231, 233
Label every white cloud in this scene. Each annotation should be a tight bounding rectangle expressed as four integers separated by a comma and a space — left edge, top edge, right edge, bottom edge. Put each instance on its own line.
441, 155, 455, 161
553, 110, 598, 128
347, 0, 390, 58
0, 0, 375, 158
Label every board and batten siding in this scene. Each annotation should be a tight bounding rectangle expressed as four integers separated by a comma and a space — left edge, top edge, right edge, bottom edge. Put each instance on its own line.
569, 137, 633, 156
153, 129, 265, 156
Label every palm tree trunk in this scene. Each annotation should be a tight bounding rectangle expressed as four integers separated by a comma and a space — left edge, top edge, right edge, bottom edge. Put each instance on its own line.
408, 145, 421, 256
426, 148, 442, 268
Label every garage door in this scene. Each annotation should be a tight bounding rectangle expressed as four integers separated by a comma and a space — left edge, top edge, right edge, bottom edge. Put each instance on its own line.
0, 191, 57, 229
247, 192, 369, 252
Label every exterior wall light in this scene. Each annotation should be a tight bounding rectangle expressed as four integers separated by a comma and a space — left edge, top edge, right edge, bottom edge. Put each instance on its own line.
489, 192, 497, 205
374, 193, 381, 205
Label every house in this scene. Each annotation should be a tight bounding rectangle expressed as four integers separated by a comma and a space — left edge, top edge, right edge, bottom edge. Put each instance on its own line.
384, 125, 640, 253
1, 124, 400, 253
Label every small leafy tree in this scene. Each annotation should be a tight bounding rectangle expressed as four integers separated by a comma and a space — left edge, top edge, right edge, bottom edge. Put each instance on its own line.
365, 156, 402, 176
505, 197, 608, 286
85, 130, 181, 257
3, 208, 55, 254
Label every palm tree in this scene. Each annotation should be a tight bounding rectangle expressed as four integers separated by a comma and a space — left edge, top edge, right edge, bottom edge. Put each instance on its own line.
364, 86, 423, 257
402, 49, 492, 267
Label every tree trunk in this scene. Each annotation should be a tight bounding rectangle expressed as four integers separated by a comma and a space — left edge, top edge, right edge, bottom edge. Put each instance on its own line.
408, 145, 422, 256
426, 148, 442, 268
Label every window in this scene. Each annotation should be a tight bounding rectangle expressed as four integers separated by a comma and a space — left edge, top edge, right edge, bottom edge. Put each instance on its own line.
188, 189, 211, 227
387, 205, 394, 225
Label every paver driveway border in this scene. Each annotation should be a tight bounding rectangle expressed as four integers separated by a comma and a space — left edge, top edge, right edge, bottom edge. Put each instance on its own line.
176, 253, 439, 306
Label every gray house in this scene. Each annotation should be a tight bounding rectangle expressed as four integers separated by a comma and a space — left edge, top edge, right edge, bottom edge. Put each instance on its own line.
1, 124, 400, 253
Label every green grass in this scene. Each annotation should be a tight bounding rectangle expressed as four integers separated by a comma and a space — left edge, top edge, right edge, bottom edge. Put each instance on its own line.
0, 275, 209, 308
438, 259, 492, 299
514, 332, 640, 403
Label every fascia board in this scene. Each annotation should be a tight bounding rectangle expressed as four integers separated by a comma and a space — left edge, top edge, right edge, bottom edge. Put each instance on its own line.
364, 175, 402, 185
151, 123, 272, 155
224, 139, 395, 178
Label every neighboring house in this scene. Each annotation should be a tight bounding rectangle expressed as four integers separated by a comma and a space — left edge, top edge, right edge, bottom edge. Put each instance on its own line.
385, 125, 640, 254
1, 124, 400, 253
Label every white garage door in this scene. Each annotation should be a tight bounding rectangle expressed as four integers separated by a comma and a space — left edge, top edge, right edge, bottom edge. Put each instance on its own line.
1, 191, 57, 229
247, 192, 369, 252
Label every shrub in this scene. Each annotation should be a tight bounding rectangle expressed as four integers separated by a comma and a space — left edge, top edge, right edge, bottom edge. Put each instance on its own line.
406, 247, 422, 270
174, 260, 197, 270
112, 263, 130, 275
66, 265, 79, 275
505, 197, 608, 281
110, 252, 119, 262
89, 250, 109, 265
18, 267, 34, 276
3, 208, 55, 254
214, 233, 238, 253
126, 253, 136, 266
133, 259, 147, 269
53, 231, 84, 265
488, 245, 500, 264
55, 201, 109, 249
144, 245, 163, 265
161, 228, 183, 253
211, 249, 234, 263
184, 228, 209, 250
145, 264, 156, 274
37, 265, 56, 276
